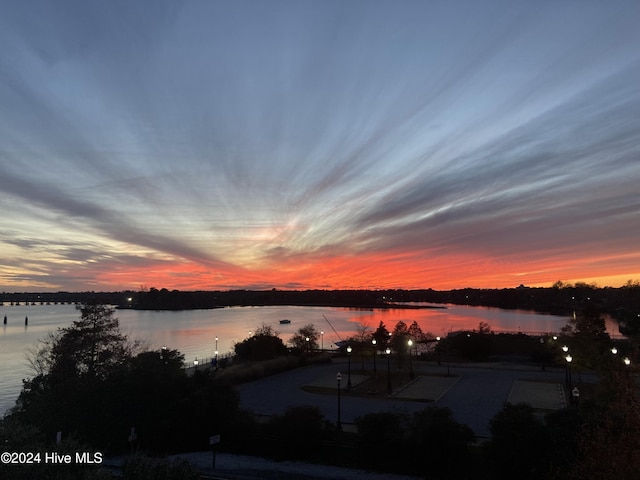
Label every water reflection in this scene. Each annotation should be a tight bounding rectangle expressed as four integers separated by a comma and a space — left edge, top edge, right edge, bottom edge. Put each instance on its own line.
338, 304, 571, 338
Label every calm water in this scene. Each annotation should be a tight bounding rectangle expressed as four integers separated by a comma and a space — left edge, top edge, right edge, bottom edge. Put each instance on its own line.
0, 303, 606, 414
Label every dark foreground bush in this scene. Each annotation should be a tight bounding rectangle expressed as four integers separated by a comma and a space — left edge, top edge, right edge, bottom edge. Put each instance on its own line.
484, 403, 581, 480
356, 407, 474, 479
265, 405, 327, 461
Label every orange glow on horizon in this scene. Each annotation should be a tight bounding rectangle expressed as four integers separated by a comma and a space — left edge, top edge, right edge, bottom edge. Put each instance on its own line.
95, 250, 640, 292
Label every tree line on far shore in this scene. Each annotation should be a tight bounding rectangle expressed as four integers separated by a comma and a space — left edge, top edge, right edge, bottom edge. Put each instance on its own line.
3, 280, 639, 328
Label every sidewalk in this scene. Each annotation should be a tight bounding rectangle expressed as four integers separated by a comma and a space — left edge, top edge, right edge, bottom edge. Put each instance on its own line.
171, 451, 420, 480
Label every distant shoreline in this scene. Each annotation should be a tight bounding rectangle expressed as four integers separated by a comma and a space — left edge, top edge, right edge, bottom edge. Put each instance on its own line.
3, 285, 638, 323
116, 302, 449, 312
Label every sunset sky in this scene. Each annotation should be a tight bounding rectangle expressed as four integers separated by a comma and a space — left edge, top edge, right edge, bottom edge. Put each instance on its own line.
1, 0, 639, 292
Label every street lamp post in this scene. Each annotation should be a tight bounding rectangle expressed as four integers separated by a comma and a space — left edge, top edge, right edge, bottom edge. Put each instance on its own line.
438, 336, 451, 376
346, 345, 352, 390
336, 372, 342, 430
624, 355, 632, 378
372, 339, 377, 374
565, 354, 572, 387
321, 331, 324, 353
194, 358, 199, 371
386, 347, 392, 395
306, 337, 310, 355
215, 337, 219, 369
161, 345, 168, 365
408, 339, 414, 379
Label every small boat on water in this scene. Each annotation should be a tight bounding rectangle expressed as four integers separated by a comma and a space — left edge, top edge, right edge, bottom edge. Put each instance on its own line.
279, 319, 291, 324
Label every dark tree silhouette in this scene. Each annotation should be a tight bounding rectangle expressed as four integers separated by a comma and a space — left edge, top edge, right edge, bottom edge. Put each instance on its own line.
234, 325, 288, 361
289, 323, 320, 352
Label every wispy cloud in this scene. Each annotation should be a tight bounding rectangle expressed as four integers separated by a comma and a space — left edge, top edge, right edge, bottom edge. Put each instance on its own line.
0, 0, 639, 291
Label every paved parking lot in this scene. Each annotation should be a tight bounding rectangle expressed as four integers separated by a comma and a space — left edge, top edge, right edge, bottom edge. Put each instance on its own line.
238, 360, 584, 438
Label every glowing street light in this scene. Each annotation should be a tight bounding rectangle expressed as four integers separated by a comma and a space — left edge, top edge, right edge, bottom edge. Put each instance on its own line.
321, 331, 324, 353
565, 354, 572, 386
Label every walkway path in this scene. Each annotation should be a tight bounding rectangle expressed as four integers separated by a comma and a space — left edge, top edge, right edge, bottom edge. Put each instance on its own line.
171, 451, 420, 480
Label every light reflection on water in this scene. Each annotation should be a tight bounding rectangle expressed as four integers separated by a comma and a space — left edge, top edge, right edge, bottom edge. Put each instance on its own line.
0, 302, 611, 414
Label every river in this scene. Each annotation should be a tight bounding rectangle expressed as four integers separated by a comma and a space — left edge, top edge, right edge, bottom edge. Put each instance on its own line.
0, 302, 610, 414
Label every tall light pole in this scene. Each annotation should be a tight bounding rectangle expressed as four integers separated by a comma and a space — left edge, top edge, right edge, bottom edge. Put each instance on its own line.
215, 337, 219, 369
372, 338, 377, 374
624, 356, 631, 378
438, 336, 451, 376
321, 331, 324, 353
408, 339, 414, 379
386, 347, 392, 395
306, 336, 310, 355
565, 354, 572, 387
562, 345, 570, 386
346, 345, 352, 390
336, 372, 342, 430
161, 345, 168, 365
